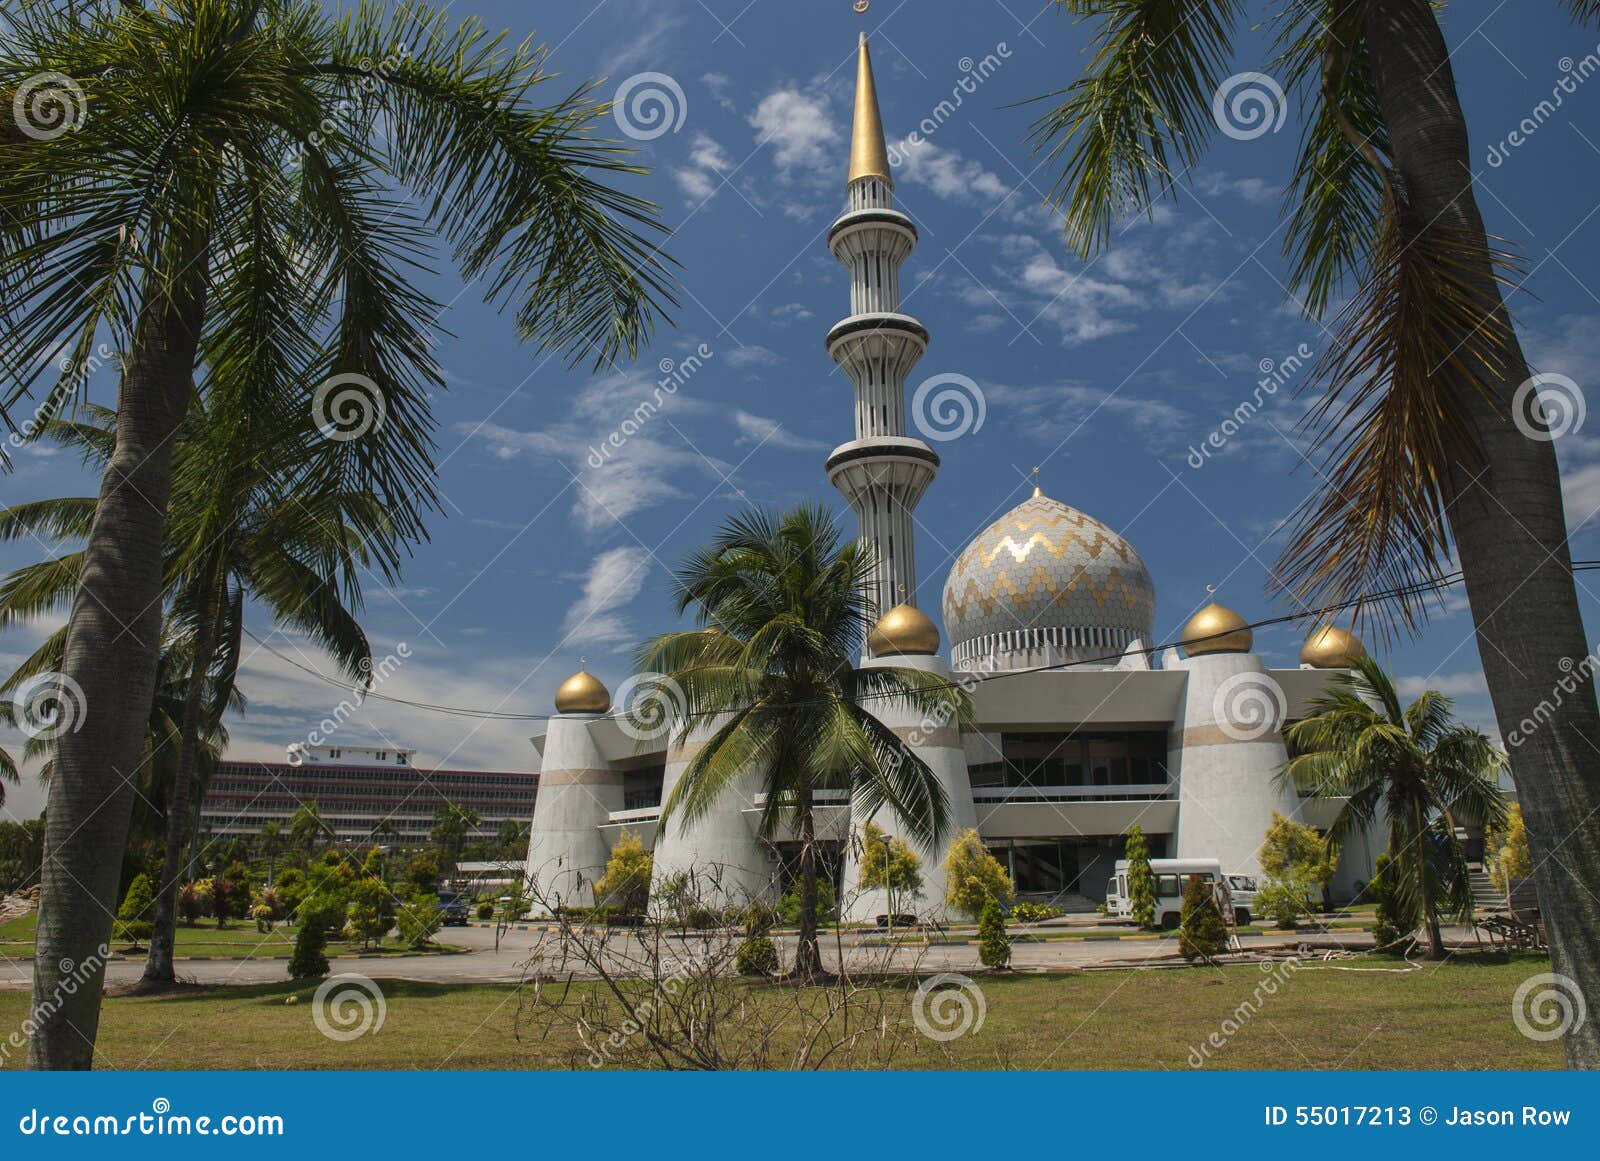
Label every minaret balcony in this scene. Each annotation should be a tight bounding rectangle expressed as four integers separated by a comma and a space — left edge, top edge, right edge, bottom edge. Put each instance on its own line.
826, 436, 940, 505
828, 209, 917, 265
826, 312, 928, 378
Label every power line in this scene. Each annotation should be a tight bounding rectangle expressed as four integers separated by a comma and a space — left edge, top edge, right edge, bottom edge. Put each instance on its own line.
243, 559, 1600, 726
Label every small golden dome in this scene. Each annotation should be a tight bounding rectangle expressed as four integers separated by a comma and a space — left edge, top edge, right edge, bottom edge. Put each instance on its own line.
1300, 626, 1367, 669
868, 603, 940, 657
1180, 602, 1253, 656
554, 669, 610, 714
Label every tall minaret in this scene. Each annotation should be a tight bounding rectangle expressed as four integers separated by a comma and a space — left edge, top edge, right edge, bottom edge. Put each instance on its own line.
825, 30, 938, 620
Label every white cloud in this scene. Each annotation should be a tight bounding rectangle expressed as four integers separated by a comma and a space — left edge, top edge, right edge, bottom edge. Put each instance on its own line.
986, 381, 1191, 447
732, 410, 828, 451
673, 132, 735, 203
891, 136, 1011, 206
1396, 671, 1489, 699
749, 87, 839, 175
724, 344, 780, 369
562, 546, 651, 647
1193, 169, 1280, 207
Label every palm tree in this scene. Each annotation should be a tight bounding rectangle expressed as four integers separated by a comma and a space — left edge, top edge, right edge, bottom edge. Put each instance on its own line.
258, 821, 285, 887
0, 703, 18, 807
289, 802, 328, 855
430, 802, 480, 875
1281, 655, 1507, 959
0, 400, 380, 987
1029, 0, 1600, 1066
639, 506, 973, 979
0, 2, 674, 1068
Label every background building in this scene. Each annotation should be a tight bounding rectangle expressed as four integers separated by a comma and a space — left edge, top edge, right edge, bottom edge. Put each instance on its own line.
201, 743, 538, 846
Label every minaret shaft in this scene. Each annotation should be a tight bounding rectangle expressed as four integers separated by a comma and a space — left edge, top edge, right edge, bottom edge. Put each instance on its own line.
826, 34, 937, 620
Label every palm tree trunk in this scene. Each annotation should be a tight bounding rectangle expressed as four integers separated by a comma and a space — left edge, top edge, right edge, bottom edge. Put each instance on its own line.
141, 583, 220, 987
27, 241, 210, 1069
794, 789, 823, 980
1366, 0, 1600, 1066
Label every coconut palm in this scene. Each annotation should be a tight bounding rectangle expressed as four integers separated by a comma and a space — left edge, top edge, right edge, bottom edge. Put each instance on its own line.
1280, 655, 1507, 959
639, 505, 974, 979
0, 1, 674, 1068
0, 705, 19, 807
1030, 0, 1600, 1065
0, 400, 381, 986
289, 801, 329, 854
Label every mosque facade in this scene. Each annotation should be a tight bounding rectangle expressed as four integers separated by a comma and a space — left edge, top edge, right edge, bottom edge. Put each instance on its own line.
523, 34, 1379, 919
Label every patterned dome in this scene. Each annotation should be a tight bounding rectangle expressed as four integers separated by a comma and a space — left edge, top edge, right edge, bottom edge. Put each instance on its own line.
942, 489, 1155, 672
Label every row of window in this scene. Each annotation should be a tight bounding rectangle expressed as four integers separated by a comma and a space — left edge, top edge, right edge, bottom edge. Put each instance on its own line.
968, 731, 1170, 789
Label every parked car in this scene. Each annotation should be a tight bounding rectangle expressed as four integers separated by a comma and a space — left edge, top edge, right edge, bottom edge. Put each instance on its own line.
437, 891, 471, 927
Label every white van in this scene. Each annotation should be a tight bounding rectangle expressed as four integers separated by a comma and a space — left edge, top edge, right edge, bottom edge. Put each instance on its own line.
1106, 858, 1253, 927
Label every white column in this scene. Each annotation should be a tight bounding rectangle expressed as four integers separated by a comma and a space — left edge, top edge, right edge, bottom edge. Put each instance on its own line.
649, 716, 772, 909
1168, 652, 1307, 877
524, 714, 624, 915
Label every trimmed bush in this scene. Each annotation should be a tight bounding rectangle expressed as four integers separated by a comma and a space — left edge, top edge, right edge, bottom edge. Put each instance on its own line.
116, 873, 155, 946
777, 879, 836, 927
735, 936, 780, 976
978, 897, 1011, 969
476, 899, 495, 920
1125, 824, 1156, 930
1011, 902, 1064, 923
944, 829, 1014, 920
1178, 875, 1228, 961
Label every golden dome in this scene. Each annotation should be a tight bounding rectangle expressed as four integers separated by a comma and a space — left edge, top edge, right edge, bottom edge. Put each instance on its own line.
868, 603, 940, 657
554, 669, 610, 714
1180, 602, 1253, 656
1300, 626, 1367, 669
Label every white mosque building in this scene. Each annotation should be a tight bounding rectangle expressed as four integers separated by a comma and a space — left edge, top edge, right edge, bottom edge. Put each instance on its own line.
523, 33, 1379, 919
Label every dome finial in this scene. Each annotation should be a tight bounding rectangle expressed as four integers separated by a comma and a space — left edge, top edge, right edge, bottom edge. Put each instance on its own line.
1031, 465, 1041, 498
847, 18, 892, 186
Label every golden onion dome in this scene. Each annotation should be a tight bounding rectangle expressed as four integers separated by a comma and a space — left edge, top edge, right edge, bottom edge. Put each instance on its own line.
1300, 626, 1367, 669
1180, 602, 1253, 657
554, 669, 611, 714
868, 603, 941, 657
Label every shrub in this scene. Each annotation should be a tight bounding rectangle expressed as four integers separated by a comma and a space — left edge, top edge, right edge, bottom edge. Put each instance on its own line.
177, 879, 209, 926
1256, 878, 1316, 929
593, 832, 653, 916
743, 901, 779, 938
252, 903, 275, 934
476, 900, 495, 920
1125, 824, 1155, 930
116, 873, 155, 946
857, 822, 923, 921
685, 905, 723, 931
272, 869, 307, 919
1178, 875, 1228, 961
735, 936, 780, 976
943, 829, 1014, 919
1369, 852, 1416, 956
777, 878, 836, 927
1259, 812, 1335, 888
209, 876, 237, 928
397, 893, 444, 949
258, 886, 284, 920
1487, 804, 1531, 894
287, 917, 330, 979
1011, 902, 1064, 923
978, 897, 1011, 969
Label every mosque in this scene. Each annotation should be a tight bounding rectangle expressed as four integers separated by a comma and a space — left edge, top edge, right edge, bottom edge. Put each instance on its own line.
523, 32, 1379, 919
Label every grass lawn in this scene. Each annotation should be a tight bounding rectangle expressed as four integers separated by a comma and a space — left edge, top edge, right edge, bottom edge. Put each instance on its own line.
0, 954, 1560, 1070
0, 913, 458, 959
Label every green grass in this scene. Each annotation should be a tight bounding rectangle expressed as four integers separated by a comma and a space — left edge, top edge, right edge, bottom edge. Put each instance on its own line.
0, 955, 1560, 1070
0, 913, 458, 959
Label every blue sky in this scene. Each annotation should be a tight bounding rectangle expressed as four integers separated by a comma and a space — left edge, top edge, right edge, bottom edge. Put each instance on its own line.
6, 0, 1600, 817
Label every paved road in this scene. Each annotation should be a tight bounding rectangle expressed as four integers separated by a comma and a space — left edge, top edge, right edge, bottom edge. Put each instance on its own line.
0, 924, 1375, 989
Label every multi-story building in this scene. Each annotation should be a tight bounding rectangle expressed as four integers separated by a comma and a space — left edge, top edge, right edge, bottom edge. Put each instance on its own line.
200, 743, 537, 846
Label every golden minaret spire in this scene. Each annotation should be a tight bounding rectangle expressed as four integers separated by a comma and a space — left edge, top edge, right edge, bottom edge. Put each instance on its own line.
848, 21, 893, 186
